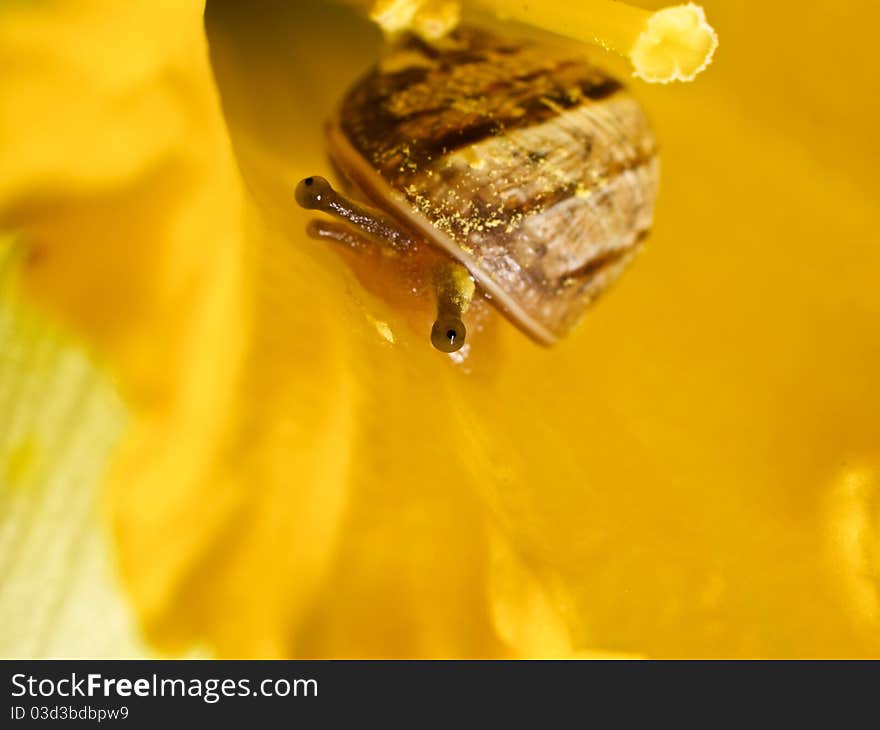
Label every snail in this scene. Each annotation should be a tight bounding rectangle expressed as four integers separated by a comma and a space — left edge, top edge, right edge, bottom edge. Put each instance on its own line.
296, 25, 659, 353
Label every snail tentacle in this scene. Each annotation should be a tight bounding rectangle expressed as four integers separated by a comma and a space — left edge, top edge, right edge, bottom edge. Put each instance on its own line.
431, 261, 474, 353
295, 175, 416, 252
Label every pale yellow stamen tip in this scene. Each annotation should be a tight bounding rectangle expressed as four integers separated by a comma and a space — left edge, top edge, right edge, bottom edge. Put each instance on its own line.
470, 0, 719, 84
630, 4, 718, 83
369, 0, 460, 40
413, 0, 460, 40
369, 0, 419, 33
359, 0, 718, 83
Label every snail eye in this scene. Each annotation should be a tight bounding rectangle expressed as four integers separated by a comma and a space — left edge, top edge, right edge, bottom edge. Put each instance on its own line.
295, 175, 333, 210
431, 317, 467, 353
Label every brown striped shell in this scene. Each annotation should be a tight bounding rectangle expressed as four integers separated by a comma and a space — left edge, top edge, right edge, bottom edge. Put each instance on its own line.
328, 26, 659, 345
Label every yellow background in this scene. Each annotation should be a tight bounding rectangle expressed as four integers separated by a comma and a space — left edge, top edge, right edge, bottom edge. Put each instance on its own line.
0, 0, 878, 657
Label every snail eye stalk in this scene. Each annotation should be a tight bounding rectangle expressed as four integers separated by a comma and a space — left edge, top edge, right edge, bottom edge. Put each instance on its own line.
431, 262, 475, 354
294, 175, 416, 252
295, 176, 335, 210
431, 316, 467, 353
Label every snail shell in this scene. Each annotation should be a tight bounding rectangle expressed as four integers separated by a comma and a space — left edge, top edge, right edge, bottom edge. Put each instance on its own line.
328, 26, 659, 345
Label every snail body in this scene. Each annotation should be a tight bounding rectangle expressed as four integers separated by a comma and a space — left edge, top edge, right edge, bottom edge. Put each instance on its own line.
297, 25, 659, 351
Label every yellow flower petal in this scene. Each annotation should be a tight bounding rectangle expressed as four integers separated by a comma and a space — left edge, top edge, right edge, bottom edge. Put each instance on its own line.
0, 242, 147, 657
199, 1, 880, 657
